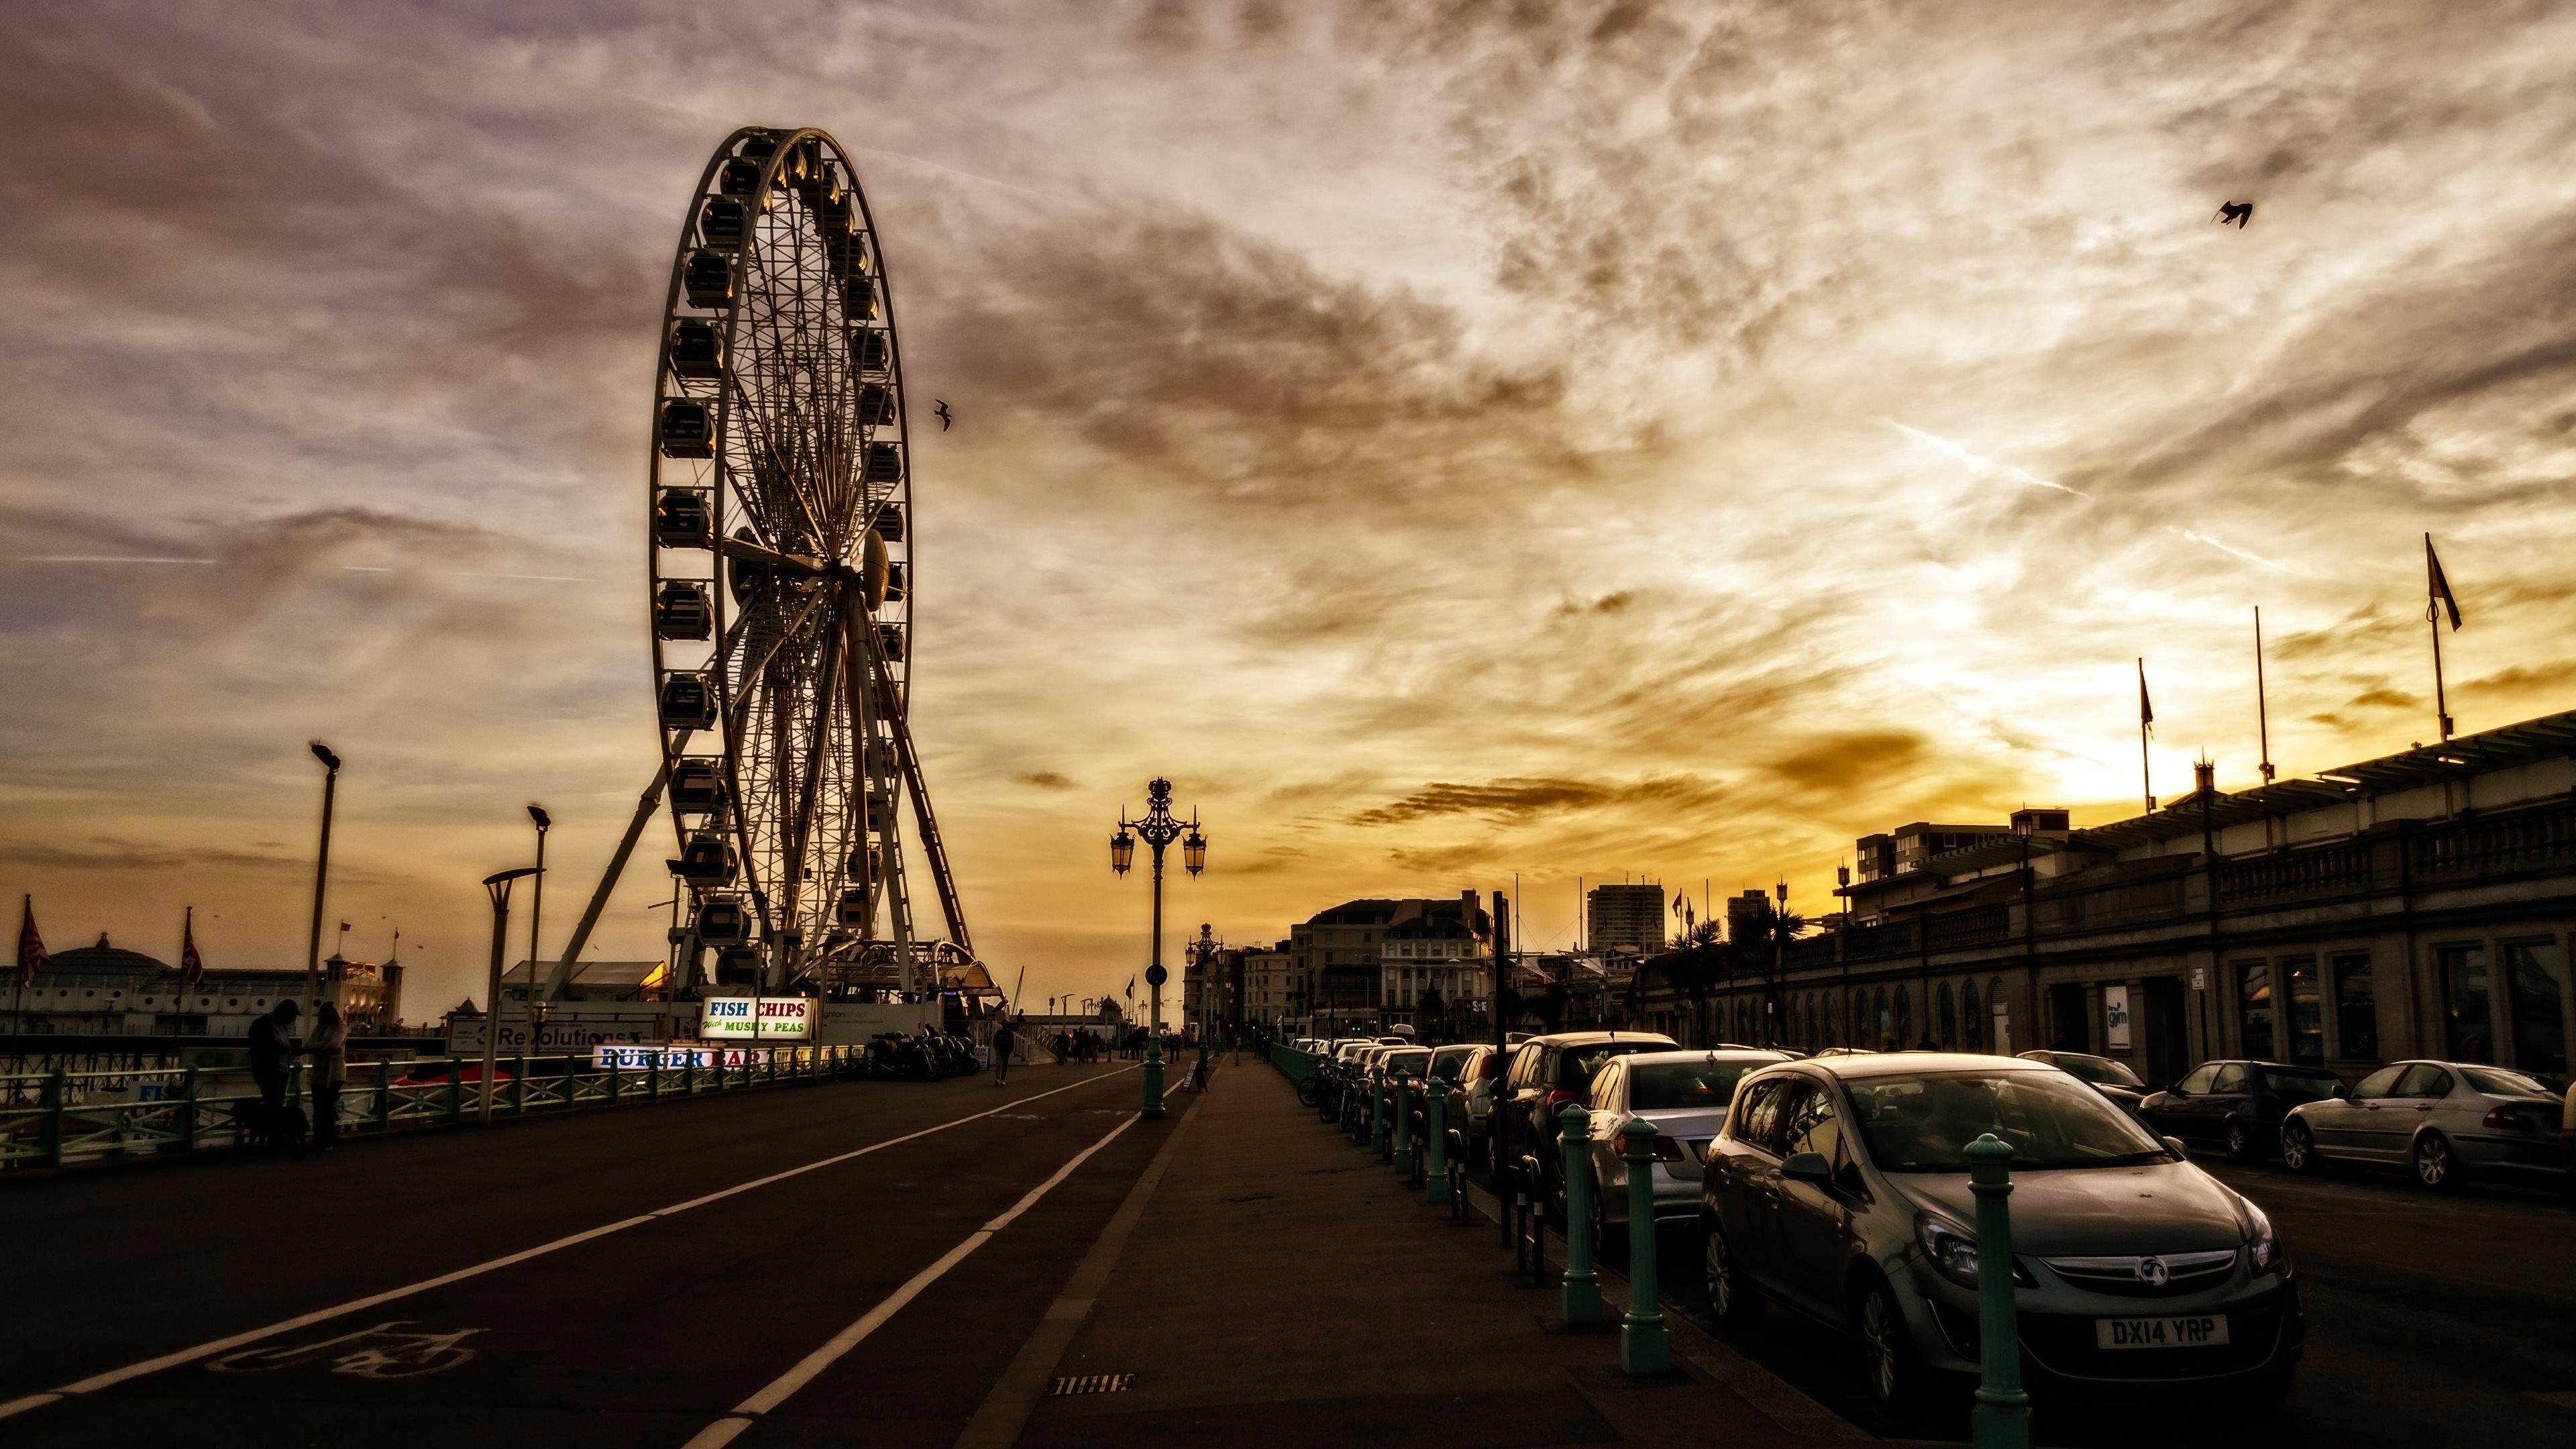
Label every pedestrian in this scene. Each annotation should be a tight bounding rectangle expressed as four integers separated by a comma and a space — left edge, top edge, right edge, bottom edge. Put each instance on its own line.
990, 1019, 1017, 1085
248, 999, 300, 1116
307, 1001, 349, 1150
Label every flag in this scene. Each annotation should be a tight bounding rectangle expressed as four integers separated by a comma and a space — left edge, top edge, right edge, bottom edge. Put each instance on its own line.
181, 907, 205, 986
1124, 975, 1135, 1000
2426, 533, 2462, 631
15, 896, 44, 989
1671, 894, 1683, 917
2138, 658, 2154, 734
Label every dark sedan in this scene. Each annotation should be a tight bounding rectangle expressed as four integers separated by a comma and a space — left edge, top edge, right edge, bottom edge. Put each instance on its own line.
2139, 1060, 2347, 1163
2018, 1050, 2149, 1118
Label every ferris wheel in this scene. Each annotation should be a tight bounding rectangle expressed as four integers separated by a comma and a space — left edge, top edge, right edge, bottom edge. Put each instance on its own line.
635, 125, 969, 996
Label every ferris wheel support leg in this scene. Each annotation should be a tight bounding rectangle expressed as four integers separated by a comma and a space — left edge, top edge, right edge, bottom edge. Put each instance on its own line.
543, 743, 682, 1003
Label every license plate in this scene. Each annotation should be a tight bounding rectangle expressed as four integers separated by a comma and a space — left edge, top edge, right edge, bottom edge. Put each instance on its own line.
2096, 1316, 2229, 1350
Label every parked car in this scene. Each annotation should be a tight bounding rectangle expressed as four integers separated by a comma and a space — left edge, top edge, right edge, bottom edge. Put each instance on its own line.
2018, 1050, 2149, 1118
1437, 1045, 1505, 1170
1498, 1030, 1678, 1210
2279, 1059, 2568, 1189
2139, 1060, 2347, 1163
1699, 1053, 2302, 1413
1578, 1049, 1787, 1249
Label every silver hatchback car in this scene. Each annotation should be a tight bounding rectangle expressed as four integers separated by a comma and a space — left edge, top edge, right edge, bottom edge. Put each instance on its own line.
1699, 1054, 2301, 1413
2279, 1059, 2567, 1189
1578, 1049, 1788, 1246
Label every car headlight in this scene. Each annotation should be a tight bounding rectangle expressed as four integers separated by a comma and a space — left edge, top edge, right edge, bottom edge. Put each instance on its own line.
2243, 1199, 2290, 1279
1917, 1214, 1986, 1289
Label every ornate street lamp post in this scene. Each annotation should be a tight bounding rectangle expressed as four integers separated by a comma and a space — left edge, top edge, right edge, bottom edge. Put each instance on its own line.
1112, 777, 1203, 1119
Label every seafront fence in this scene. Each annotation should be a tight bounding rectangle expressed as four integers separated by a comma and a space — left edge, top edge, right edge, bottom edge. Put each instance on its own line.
0, 1044, 864, 1173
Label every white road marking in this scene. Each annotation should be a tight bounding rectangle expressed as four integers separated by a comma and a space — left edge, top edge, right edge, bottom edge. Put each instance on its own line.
683, 1110, 1142, 1448
0, 1067, 1137, 1424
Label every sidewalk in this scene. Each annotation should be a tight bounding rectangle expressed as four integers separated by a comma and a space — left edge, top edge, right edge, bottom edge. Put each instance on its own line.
1000, 1063, 1849, 1449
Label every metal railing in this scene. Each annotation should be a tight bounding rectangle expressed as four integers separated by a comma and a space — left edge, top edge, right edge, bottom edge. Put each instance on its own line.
0, 1044, 863, 1173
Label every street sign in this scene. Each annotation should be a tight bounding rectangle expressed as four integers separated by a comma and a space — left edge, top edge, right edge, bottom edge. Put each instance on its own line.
1145, 965, 1168, 987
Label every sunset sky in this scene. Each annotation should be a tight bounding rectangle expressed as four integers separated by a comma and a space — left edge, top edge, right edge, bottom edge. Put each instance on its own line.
7, 1, 2576, 1022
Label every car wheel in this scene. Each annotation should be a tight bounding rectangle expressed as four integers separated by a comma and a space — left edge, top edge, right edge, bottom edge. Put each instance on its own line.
2224, 1118, 2257, 1163
1854, 1276, 1925, 1415
2412, 1131, 2463, 1191
1702, 1218, 1764, 1329
1590, 1173, 1623, 1263
2279, 1121, 2324, 1175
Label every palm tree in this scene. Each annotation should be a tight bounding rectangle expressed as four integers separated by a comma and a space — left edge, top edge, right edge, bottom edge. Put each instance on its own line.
1732, 900, 1810, 1043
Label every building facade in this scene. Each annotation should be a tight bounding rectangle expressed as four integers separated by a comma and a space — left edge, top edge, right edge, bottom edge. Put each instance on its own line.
1288, 891, 1489, 1032
1655, 711, 2576, 1085
1586, 883, 1666, 955
5, 936, 398, 1037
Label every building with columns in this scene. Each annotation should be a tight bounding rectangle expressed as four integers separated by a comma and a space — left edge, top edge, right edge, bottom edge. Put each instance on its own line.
1659, 709, 2576, 1085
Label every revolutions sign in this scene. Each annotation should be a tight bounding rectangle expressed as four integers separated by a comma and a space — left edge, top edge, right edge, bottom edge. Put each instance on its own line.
699, 996, 816, 1042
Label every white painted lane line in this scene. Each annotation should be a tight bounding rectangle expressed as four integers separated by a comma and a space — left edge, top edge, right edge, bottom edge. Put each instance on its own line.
683, 1110, 1143, 1448
0, 1067, 1138, 1424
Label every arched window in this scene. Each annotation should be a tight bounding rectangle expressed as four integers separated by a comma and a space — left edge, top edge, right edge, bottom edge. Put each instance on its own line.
1872, 987, 1890, 1047
1805, 995, 1819, 1047
1989, 977, 2009, 1053
1937, 981, 1957, 1049
1963, 979, 1983, 1050
1736, 998, 1753, 1042
1894, 985, 1912, 1046
1853, 990, 1869, 1044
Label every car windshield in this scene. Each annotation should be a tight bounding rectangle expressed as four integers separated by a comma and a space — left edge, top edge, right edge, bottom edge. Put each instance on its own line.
2463, 1066, 2562, 1097
1556, 1040, 1674, 1088
1628, 1060, 1764, 1111
1428, 1049, 1473, 1082
2047, 1053, 2143, 1088
2263, 1069, 2343, 1103
1845, 1070, 2170, 1172
1381, 1050, 1432, 1075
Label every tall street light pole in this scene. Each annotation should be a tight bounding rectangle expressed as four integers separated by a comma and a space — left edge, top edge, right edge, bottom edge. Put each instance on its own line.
302, 743, 342, 1018
1112, 777, 1203, 1120
480, 867, 541, 1124
526, 804, 550, 1053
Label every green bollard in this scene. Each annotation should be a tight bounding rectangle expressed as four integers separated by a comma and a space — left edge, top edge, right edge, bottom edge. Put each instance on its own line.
1619, 1120, 1669, 1374
1393, 1078, 1415, 1175
1426, 1083, 1450, 1205
447, 1058, 464, 1122
1559, 1105, 1602, 1324
1143, 1039, 1165, 1119
1968, 1133, 2033, 1449
513, 1054, 529, 1115
1368, 1066, 1386, 1153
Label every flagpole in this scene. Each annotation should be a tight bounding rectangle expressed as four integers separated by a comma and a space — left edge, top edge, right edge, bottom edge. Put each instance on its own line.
2427, 535, 2455, 741
2138, 658, 2155, 814
2254, 608, 2275, 784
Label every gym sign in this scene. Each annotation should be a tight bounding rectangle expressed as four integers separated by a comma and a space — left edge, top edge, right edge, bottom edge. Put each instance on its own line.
698, 996, 816, 1042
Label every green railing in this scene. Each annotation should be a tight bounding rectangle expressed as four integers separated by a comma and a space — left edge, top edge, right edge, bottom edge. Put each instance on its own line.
0, 1044, 863, 1173
1270, 1044, 1320, 1083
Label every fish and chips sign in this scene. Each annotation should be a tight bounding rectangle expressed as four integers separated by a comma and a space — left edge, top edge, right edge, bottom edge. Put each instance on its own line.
698, 996, 816, 1042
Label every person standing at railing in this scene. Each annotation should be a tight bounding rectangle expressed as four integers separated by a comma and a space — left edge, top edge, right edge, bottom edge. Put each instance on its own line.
308, 1002, 349, 1151
248, 1000, 301, 1118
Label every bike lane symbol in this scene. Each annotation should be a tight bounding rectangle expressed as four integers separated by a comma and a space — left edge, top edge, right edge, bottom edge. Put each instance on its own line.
207, 1322, 483, 1379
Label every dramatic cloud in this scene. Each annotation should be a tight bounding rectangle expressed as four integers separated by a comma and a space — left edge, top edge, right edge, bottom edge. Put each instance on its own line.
7, 1, 2576, 1012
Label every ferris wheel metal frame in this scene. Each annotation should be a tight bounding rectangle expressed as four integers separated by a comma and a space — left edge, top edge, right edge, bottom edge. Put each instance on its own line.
543, 125, 971, 1005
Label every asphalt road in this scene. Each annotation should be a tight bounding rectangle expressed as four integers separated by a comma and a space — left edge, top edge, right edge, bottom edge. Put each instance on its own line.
0, 1061, 1160, 1448
1615, 1152, 2576, 1444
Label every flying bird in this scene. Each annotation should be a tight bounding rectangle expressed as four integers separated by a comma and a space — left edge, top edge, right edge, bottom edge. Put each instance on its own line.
934, 399, 953, 431
2213, 201, 2253, 229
